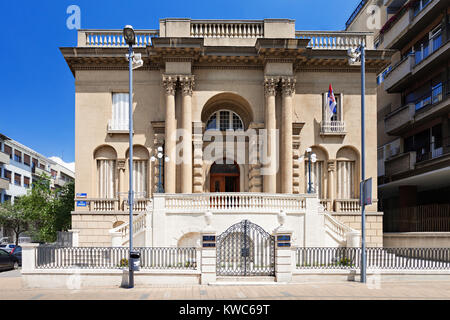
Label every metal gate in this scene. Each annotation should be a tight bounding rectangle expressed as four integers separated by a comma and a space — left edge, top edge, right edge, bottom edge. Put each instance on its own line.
216, 220, 275, 276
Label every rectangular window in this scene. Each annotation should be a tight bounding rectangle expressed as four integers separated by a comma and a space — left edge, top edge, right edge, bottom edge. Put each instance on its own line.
305, 160, 324, 199
110, 93, 129, 131
4, 145, 12, 159
336, 161, 356, 199
39, 163, 45, 170
131, 160, 148, 197
4, 195, 11, 202
97, 160, 116, 198
51, 169, 57, 178
23, 176, 30, 188
323, 92, 343, 122
24, 154, 31, 166
14, 173, 21, 186
431, 27, 442, 52
4, 170, 11, 182
14, 150, 22, 163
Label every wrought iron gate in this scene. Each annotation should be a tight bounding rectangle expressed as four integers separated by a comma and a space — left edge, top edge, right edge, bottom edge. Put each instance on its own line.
216, 220, 275, 276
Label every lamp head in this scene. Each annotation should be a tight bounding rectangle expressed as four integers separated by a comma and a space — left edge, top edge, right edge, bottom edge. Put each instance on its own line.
150, 156, 156, 162
123, 25, 136, 45
157, 146, 163, 152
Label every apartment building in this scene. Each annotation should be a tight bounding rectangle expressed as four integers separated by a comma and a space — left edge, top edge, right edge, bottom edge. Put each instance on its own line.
347, 0, 450, 232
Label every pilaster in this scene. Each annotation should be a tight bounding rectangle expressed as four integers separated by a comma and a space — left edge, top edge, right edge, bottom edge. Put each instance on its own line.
162, 74, 177, 193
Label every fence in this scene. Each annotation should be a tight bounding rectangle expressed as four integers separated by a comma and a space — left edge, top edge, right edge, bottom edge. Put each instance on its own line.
35, 246, 198, 270
295, 247, 450, 270
384, 204, 450, 232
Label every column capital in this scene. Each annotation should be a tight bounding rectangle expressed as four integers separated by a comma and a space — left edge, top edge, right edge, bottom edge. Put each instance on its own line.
179, 75, 195, 96
264, 77, 279, 97
280, 76, 296, 97
162, 74, 177, 96
117, 159, 126, 171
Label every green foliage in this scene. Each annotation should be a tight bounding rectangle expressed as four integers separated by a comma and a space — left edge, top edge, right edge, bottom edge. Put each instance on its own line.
119, 258, 129, 267
0, 173, 74, 244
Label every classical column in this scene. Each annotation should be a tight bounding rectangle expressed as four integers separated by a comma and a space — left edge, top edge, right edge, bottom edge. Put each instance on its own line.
263, 77, 278, 193
280, 76, 296, 194
162, 75, 177, 193
180, 75, 195, 193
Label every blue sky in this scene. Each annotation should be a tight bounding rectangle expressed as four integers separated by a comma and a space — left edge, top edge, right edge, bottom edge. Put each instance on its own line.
0, 0, 361, 164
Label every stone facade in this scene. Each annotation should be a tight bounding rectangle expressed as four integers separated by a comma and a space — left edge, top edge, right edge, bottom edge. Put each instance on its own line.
62, 18, 392, 248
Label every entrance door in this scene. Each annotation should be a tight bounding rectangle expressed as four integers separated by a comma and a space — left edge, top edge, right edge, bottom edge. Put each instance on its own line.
210, 161, 240, 192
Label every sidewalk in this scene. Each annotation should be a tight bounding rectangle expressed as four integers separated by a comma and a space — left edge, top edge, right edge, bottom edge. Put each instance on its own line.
2, 270, 450, 300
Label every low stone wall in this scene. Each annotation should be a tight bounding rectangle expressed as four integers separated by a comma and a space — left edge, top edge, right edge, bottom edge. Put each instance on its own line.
22, 269, 200, 289
384, 232, 450, 248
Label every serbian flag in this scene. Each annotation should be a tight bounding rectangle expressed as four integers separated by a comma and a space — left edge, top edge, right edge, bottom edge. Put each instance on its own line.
327, 84, 337, 120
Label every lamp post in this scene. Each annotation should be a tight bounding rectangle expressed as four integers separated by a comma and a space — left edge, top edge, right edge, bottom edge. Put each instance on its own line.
151, 146, 170, 193
123, 25, 136, 289
348, 43, 366, 283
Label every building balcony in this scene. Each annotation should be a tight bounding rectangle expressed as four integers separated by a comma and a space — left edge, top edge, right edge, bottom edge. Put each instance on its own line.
384, 103, 415, 135
0, 151, 9, 165
107, 120, 132, 135
54, 177, 66, 187
320, 121, 346, 136
383, 54, 414, 92
32, 166, 50, 177
385, 81, 450, 135
74, 198, 152, 213
385, 151, 416, 177
380, 0, 444, 50
0, 177, 9, 191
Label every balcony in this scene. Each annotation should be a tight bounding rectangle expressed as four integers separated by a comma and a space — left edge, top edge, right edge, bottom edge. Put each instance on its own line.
54, 177, 66, 187
0, 151, 9, 165
320, 121, 346, 136
383, 54, 414, 92
385, 81, 450, 135
384, 103, 415, 135
32, 167, 49, 177
380, 0, 444, 50
385, 151, 416, 177
0, 177, 9, 191
107, 119, 131, 135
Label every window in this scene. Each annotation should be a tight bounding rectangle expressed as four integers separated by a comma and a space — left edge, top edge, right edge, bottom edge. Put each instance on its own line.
14, 150, 22, 163
305, 160, 324, 198
323, 92, 343, 122
377, 66, 392, 85
131, 160, 148, 197
97, 160, 116, 198
413, 0, 431, 17
23, 176, 30, 188
430, 27, 442, 52
23, 154, 30, 166
51, 169, 57, 178
4, 145, 12, 159
206, 110, 243, 131
4, 170, 11, 182
336, 161, 356, 199
14, 173, 21, 186
110, 93, 129, 131
39, 163, 45, 170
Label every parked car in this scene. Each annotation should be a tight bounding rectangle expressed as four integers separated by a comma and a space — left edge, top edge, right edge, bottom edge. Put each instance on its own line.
0, 237, 10, 245
0, 248, 19, 271
0, 244, 16, 253
10, 246, 21, 267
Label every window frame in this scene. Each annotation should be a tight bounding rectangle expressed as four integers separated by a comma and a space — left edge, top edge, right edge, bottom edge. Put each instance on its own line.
206, 110, 244, 131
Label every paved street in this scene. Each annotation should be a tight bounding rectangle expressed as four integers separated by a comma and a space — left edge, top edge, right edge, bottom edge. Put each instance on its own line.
1, 269, 450, 300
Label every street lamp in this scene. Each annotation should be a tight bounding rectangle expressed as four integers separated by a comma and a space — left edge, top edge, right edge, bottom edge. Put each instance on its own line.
298, 148, 317, 194
348, 43, 367, 283
151, 146, 169, 193
124, 25, 137, 289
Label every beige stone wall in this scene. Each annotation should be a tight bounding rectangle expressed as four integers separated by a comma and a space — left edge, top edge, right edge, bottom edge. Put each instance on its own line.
334, 213, 384, 247
72, 213, 132, 247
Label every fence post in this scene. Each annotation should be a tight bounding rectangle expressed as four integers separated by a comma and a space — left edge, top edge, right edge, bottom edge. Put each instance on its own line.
273, 229, 293, 283
346, 231, 360, 248
69, 229, 80, 247
200, 230, 217, 285
21, 243, 40, 272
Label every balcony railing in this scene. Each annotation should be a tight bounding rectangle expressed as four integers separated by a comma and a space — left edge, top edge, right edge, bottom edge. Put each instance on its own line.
414, 136, 450, 164
78, 29, 159, 47
384, 54, 414, 91
385, 151, 416, 176
161, 193, 308, 213
295, 31, 372, 50
320, 121, 346, 135
190, 21, 264, 38
384, 103, 415, 135
0, 177, 9, 190
334, 199, 361, 212
0, 151, 9, 165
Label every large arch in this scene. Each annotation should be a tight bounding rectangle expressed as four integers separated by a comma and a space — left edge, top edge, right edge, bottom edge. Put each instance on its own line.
93, 145, 117, 160
201, 92, 254, 130
204, 153, 245, 192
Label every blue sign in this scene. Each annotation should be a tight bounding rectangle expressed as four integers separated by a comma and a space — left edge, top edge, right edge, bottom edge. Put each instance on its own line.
203, 243, 216, 248
277, 235, 291, 242
76, 193, 87, 198
277, 243, 291, 247
202, 236, 216, 242
76, 201, 87, 207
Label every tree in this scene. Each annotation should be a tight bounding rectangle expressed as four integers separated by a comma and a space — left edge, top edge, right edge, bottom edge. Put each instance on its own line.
0, 200, 29, 245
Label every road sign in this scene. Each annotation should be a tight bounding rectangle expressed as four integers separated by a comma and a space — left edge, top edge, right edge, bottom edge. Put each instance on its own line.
360, 178, 372, 206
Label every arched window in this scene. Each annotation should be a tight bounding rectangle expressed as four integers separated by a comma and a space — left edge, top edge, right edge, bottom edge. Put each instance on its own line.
206, 110, 244, 131
94, 146, 117, 199
336, 147, 359, 199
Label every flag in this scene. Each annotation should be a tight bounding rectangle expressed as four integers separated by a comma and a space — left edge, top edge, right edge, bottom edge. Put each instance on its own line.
327, 84, 337, 120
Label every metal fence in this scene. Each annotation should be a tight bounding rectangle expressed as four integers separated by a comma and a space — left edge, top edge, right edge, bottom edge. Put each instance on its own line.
35, 246, 198, 270
384, 204, 450, 232
295, 247, 450, 270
